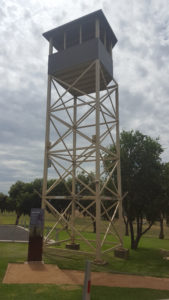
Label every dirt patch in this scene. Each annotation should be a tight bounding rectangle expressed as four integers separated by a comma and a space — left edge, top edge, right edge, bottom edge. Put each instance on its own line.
3, 263, 169, 291
3, 263, 75, 285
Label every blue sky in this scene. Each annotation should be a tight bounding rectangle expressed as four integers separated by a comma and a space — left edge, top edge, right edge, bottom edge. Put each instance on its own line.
0, 0, 169, 193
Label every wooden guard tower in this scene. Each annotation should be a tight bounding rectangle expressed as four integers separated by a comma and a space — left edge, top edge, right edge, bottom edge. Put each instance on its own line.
42, 10, 123, 262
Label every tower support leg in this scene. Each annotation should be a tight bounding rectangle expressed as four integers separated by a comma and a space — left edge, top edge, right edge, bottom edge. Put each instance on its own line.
95, 59, 101, 262
115, 85, 123, 246
42, 39, 53, 210
66, 96, 80, 250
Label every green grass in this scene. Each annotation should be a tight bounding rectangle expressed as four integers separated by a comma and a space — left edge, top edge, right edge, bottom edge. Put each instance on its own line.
43, 236, 169, 278
1, 237, 169, 280
1, 211, 169, 278
0, 212, 20, 225
2, 213, 169, 298
1, 285, 169, 300
1, 240, 169, 299
0, 243, 26, 282
0, 284, 82, 300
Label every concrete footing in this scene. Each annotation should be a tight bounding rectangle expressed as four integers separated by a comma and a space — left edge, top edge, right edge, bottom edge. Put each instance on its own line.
93, 259, 107, 265
114, 247, 129, 259
65, 243, 80, 250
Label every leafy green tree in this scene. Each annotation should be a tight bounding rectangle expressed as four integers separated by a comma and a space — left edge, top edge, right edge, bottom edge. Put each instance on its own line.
158, 162, 169, 239
8, 181, 26, 224
8, 178, 69, 225
8, 180, 42, 225
75, 171, 97, 233
105, 130, 163, 249
47, 179, 70, 216
0, 193, 8, 213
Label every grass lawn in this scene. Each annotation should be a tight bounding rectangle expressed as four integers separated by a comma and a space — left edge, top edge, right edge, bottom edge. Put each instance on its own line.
1, 240, 169, 299
1, 285, 169, 300
1, 213, 169, 298
43, 235, 169, 278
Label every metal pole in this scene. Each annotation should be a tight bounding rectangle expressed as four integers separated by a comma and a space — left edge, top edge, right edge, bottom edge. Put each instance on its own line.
71, 96, 77, 244
82, 260, 91, 300
115, 85, 123, 246
42, 39, 53, 209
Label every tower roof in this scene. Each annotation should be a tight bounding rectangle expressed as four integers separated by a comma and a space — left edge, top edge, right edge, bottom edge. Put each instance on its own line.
43, 9, 117, 51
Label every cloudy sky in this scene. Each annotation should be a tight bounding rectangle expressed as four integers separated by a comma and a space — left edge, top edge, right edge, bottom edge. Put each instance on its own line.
0, 0, 169, 194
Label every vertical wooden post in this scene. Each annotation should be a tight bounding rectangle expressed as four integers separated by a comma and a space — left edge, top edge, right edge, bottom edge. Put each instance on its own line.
64, 32, 66, 50
110, 41, 112, 57
42, 39, 53, 210
79, 25, 82, 44
95, 17, 100, 38
104, 31, 106, 47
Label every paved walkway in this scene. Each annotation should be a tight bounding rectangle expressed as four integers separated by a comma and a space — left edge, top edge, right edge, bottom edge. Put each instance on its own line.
0, 225, 29, 242
3, 263, 169, 291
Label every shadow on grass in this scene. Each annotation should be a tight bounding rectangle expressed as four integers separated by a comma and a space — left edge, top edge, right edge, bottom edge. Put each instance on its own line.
43, 244, 169, 278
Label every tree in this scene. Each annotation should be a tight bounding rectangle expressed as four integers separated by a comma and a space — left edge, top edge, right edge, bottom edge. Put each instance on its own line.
75, 171, 97, 233
0, 193, 8, 213
106, 130, 163, 249
47, 179, 70, 218
158, 162, 169, 239
8, 181, 26, 224
8, 179, 42, 225
7, 178, 69, 225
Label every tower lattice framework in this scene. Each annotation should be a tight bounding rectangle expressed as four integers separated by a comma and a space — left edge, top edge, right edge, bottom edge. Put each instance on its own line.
42, 10, 123, 261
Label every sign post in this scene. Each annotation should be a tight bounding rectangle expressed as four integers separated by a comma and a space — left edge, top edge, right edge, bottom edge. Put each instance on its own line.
27, 208, 44, 262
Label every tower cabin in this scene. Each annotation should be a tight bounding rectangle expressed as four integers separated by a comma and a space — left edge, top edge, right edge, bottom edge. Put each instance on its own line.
43, 10, 117, 96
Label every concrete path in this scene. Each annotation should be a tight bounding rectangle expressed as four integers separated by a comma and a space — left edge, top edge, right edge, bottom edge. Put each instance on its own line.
3, 263, 169, 291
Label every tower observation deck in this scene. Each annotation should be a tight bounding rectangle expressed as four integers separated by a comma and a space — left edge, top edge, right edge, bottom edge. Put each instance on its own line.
43, 10, 117, 95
